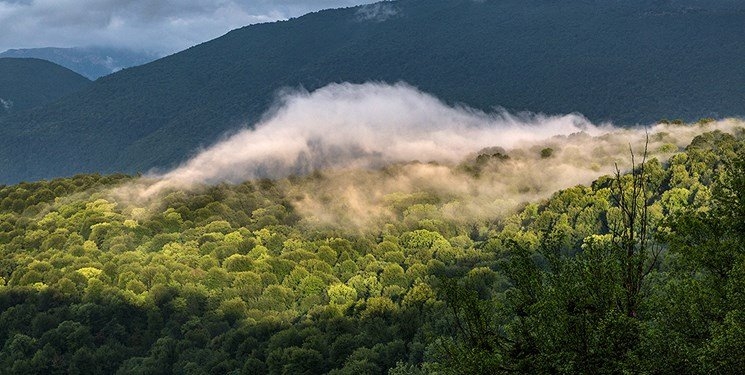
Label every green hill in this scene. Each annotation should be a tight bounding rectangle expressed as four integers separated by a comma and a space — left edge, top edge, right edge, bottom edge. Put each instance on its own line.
0, 58, 90, 115
0, 129, 742, 373
2, 0, 745, 183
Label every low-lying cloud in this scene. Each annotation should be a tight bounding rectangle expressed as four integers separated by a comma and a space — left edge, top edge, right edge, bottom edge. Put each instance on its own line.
115, 82, 742, 227
356, 2, 399, 22
144, 82, 607, 192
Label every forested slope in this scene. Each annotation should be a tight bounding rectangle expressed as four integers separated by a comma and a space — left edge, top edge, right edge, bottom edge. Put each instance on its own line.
2, 0, 745, 183
0, 58, 90, 116
0, 127, 743, 373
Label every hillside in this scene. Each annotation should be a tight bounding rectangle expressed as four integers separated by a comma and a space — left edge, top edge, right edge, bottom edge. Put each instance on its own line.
0, 47, 159, 80
0, 129, 742, 373
0, 58, 90, 116
2, 0, 745, 183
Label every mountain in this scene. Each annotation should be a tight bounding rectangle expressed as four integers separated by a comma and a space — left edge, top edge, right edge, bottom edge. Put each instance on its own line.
0, 58, 90, 116
0, 47, 159, 80
2, 0, 745, 183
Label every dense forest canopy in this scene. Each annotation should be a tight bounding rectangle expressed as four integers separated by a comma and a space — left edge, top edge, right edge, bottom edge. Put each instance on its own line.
0, 58, 90, 116
0, 124, 743, 373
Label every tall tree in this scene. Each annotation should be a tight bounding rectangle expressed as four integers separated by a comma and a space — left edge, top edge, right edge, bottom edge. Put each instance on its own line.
610, 137, 661, 318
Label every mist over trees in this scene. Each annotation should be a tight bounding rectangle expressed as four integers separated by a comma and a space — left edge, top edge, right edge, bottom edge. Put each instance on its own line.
0, 129, 742, 373
2, 0, 745, 183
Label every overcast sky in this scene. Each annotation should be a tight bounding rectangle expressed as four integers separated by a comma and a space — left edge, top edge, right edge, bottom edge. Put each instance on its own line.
0, 0, 375, 55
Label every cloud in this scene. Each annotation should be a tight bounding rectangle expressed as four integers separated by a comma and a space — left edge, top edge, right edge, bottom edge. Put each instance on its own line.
139, 82, 608, 194
0, 98, 12, 111
0, 0, 372, 54
110, 81, 743, 229
356, 2, 398, 22
109, 82, 743, 229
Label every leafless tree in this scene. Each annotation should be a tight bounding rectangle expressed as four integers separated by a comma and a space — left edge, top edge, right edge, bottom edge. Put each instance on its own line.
610, 134, 663, 318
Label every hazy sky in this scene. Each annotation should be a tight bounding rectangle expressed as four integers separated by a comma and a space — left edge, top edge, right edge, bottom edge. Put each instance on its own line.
0, 0, 374, 54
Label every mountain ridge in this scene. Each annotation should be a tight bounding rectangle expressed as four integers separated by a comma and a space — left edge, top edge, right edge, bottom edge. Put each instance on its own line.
0, 47, 159, 80
1, 0, 745, 183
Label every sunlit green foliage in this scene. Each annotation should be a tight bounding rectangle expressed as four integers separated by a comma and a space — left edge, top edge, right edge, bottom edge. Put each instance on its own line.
0, 130, 742, 373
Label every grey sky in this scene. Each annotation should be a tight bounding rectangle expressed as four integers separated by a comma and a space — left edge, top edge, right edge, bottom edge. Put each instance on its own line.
0, 0, 375, 54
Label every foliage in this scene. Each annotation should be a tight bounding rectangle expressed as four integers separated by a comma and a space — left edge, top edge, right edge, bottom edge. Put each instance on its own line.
0, 131, 742, 373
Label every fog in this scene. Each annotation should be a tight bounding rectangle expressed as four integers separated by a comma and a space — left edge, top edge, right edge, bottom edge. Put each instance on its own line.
113, 82, 742, 227
142, 82, 608, 193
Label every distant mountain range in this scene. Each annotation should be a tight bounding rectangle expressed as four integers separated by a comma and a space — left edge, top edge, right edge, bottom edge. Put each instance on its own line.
0, 47, 159, 80
0, 58, 90, 116
1, 0, 744, 184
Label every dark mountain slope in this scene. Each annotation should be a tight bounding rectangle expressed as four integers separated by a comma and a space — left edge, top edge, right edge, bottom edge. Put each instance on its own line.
1, 0, 745, 183
0, 58, 90, 115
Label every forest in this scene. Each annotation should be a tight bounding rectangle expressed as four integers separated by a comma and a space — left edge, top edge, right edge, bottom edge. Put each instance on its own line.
0, 58, 90, 117
0, 127, 743, 374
